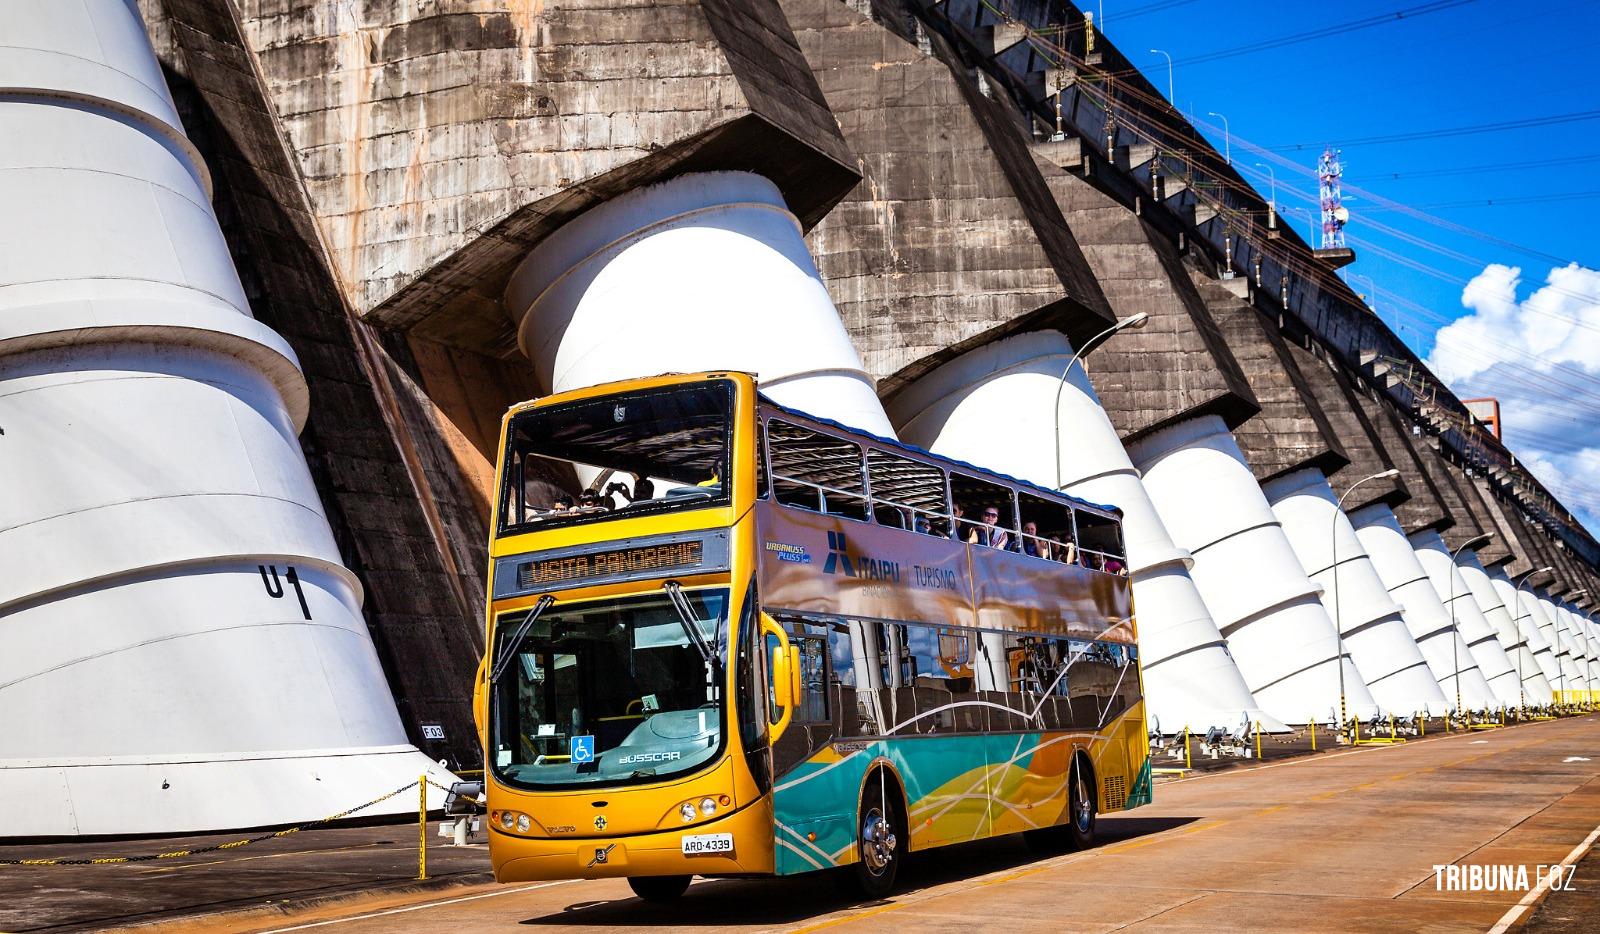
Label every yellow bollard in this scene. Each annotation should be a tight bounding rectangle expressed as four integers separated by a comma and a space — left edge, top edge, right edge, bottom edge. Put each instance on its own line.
1254, 721, 1262, 760
1419, 712, 1425, 737
1183, 727, 1191, 769
418, 775, 428, 881
1389, 714, 1395, 740
1310, 718, 1317, 752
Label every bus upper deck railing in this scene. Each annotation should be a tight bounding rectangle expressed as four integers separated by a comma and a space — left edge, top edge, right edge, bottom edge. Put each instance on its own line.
768, 469, 1128, 576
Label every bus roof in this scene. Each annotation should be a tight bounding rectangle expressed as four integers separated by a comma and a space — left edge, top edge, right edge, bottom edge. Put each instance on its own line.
757, 393, 1123, 519
503, 371, 1122, 519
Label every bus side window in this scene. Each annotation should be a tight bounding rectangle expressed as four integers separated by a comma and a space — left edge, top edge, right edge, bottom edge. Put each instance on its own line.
905, 623, 979, 733
950, 473, 1020, 550
766, 419, 870, 521
827, 619, 883, 736
735, 586, 766, 750
794, 625, 829, 725
1066, 638, 1110, 729
875, 622, 916, 732
1099, 643, 1132, 726
866, 448, 949, 535
1017, 491, 1076, 564
1075, 510, 1127, 575
975, 630, 1025, 731
757, 419, 770, 501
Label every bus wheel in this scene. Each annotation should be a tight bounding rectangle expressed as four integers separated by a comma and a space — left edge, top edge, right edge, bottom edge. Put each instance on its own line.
1066, 754, 1096, 850
627, 875, 691, 902
843, 772, 903, 898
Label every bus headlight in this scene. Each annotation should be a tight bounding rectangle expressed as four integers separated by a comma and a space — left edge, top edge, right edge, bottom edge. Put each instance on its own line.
495, 810, 531, 833
699, 797, 717, 817
679, 802, 698, 823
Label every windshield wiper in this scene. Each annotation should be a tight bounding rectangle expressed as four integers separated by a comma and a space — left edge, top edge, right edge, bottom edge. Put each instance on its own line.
662, 581, 719, 671
490, 595, 555, 684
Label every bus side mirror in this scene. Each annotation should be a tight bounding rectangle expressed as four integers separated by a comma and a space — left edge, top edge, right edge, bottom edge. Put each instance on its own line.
770, 645, 797, 709
472, 655, 489, 745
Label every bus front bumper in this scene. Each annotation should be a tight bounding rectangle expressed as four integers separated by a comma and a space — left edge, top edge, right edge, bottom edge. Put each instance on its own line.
492, 797, 775, 882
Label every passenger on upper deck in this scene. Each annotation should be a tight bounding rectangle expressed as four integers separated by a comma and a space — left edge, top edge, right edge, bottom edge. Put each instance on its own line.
968, 507, 1011, 550
1021, 521, 1050, 559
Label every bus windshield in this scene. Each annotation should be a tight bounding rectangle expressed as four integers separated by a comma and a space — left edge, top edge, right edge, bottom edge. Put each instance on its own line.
499, 381, 734, 533
490, 589, 729, 789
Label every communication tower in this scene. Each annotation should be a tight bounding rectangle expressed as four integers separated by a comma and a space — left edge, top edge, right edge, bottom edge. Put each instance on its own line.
1318, 147, 1349, 249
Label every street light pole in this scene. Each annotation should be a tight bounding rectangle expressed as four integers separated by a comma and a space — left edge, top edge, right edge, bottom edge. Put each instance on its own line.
1207, 111, 1230, 164
1054, 313, 1150, 493
1332, 468, 1400, 734
1449, 533, 1494, 719
1149, 49, 1174, 103
1570, 591, 1592, 708
1253, 162, 1277, 212
1515, 566, 1554, 717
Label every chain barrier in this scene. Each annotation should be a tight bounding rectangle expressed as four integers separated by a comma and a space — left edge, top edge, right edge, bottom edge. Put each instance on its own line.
0, 779, 425, 867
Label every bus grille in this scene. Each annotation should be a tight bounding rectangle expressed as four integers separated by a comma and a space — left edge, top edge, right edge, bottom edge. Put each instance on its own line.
1102, 775, 1126, 809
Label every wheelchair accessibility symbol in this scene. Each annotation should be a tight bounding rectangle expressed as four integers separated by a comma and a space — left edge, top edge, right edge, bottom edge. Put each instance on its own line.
570, 734, 595, 764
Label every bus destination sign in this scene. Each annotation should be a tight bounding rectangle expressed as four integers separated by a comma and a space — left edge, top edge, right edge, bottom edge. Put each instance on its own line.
494, 530, 730, 598
518, 540, 703, 589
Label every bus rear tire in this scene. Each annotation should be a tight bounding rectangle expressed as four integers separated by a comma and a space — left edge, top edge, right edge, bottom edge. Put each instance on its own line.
627, 874, 691, 902
841, 772, 903, 899
1065, 754, 1096, 850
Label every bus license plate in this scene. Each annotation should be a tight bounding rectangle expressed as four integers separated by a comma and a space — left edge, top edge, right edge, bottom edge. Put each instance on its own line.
681, 833, 733, 855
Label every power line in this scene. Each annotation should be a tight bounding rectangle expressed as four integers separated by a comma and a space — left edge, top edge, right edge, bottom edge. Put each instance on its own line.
1267, 109, 1600, 152
1109, 0, 1202, 21
1171, 0, 1480, 68
1351, 152, 1600, 181
1369, 190, 1600, 210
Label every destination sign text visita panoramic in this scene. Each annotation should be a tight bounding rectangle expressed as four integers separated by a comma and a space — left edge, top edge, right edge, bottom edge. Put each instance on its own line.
518, 540, 704, 588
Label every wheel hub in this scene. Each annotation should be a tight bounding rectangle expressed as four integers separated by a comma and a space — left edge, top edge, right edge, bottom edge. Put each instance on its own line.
860, 808, 897, 874
1075, 770, 1093, 832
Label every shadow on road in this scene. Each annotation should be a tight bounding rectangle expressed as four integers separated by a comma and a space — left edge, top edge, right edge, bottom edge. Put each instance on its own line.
521, 815, 1200, 927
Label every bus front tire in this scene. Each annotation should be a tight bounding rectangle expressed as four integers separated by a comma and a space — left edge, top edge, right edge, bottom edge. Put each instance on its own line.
627, 874, 691, 902
842, 772, 903, 899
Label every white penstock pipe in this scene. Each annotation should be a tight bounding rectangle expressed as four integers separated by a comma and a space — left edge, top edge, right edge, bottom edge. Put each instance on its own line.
0, 0, 449, 837
890, 331, 1289, 733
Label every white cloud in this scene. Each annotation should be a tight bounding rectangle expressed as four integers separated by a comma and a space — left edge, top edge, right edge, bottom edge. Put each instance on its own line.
1426, 263, 1600, 535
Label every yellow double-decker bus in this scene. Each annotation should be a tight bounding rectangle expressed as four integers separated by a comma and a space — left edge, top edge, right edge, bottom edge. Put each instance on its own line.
474, 371, 1149, 900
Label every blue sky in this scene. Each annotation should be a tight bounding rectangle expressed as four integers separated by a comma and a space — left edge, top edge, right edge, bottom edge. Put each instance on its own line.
1097, 0, 1600, 533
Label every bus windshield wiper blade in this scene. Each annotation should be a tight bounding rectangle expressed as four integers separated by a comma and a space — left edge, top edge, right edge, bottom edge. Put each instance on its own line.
662, 581, 718, 671
490, 594, 555, 684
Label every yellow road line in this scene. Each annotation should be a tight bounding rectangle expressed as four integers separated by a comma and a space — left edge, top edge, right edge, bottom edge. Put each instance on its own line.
138, 842, 390, 874
788, 899, 907, 933
255, 880, 580, 933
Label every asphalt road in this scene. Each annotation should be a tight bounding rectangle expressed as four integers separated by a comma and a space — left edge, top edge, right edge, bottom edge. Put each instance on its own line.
119, 715, 1600, 934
